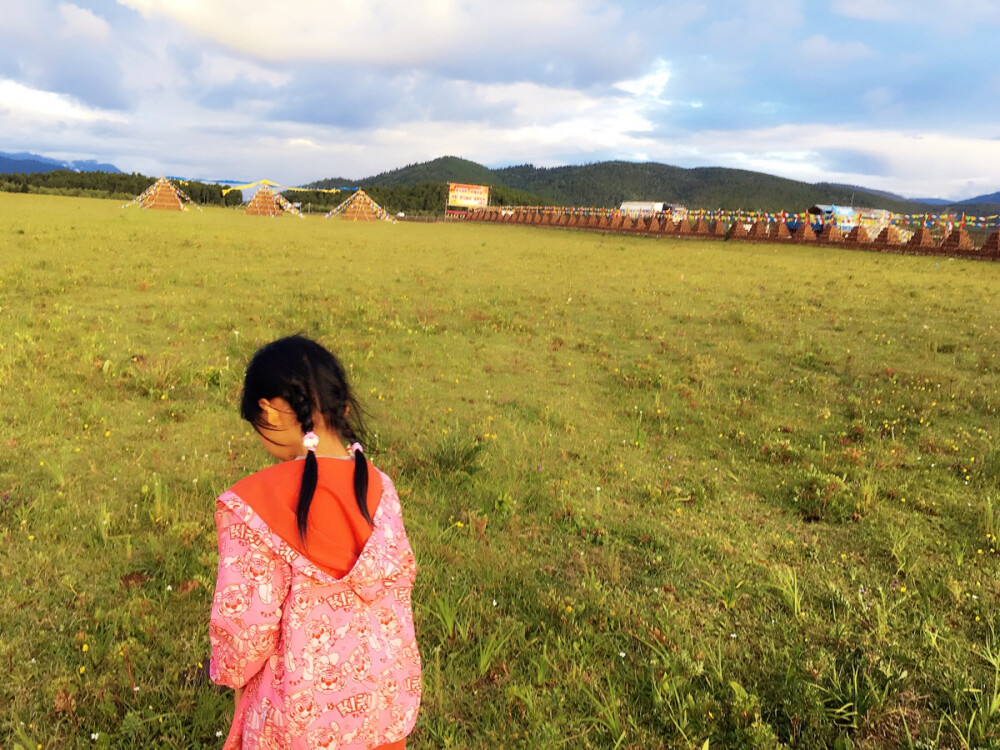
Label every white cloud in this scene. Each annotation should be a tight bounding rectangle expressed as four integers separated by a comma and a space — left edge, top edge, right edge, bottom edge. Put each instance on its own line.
830, 0, 904, 20
115, 39, 188, 96
3, 2, 46, 35
459, 79, 660, 158
832, 0, 1000, 23
58, 3, 112, 42
6, 69, 999, 201
862, 86, 895, 112
287, 137, 321, 150
116, 0, 624, 66
797, 35, 873, 63
196, 53, 291, 88
703, 0, 804, 46
660, 124, 1000, 200
615, 58, 670, 99
149, 75, 663, 179
0, 79, 125, 124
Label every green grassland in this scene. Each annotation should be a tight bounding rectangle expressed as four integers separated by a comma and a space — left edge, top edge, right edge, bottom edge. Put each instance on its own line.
1, 193, 999, 748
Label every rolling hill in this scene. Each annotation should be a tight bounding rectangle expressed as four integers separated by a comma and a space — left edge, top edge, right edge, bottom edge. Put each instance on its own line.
4, 149, 997, 215
309, 156, 1000, 214
960, 191, 1000, 205
0, 151, 121, 174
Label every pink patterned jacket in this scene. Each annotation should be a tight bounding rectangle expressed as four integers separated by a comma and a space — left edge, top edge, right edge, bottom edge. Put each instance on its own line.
209, 465, 421, 749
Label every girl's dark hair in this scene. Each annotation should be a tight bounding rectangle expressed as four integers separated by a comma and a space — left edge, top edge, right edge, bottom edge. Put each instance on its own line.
240, 335, 371, 540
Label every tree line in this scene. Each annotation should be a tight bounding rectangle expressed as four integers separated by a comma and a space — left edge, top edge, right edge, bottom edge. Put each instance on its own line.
0, 169, 545, 214
0, 170, 242, 205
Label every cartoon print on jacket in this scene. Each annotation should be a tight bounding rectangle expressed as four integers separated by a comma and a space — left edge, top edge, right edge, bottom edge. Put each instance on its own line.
209, 468, 421, 749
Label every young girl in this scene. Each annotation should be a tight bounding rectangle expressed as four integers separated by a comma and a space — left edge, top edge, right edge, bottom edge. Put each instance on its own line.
209, 335, 421, 749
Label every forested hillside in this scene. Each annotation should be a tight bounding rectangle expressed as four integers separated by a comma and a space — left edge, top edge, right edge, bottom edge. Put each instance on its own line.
311, 156, 1000, 214
5, 155, 999, 215
310, 156, 497, 190
495, 162, 924, 213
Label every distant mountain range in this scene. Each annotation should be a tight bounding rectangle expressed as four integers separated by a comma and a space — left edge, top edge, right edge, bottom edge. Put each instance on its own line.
311, 156, 1000, 214
5, 150, 999, 213
962, 191, 1000, 206
0, 150, 121, 175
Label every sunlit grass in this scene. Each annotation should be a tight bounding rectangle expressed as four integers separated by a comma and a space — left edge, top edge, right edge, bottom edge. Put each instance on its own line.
1, 192, 999, 748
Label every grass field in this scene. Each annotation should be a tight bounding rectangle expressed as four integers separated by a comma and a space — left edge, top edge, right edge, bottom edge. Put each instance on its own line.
2, 192, 999, 749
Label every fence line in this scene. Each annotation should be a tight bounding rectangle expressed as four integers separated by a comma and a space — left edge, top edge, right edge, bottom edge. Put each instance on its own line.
460, 208, 1000, 260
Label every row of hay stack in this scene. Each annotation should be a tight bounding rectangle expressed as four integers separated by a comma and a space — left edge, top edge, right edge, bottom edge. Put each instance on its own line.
756, 223, 1000, 259
247, 186, 391, 220
466, 208, 1000, 261
124, 178, 391, 222
469, 208, 731, 237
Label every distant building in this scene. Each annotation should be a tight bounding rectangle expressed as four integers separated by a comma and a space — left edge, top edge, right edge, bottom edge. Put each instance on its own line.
806, 204, 892, 234
807, 204, 856, 231
620, 201, 686, 218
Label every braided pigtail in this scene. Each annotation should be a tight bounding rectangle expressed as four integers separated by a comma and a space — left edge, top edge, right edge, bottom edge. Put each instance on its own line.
344, 431, 371, 525
288, 386, 319, 541
318, 355, 374, 527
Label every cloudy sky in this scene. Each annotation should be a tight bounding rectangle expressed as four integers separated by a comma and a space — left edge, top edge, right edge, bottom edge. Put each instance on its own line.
2, 0, 999, 199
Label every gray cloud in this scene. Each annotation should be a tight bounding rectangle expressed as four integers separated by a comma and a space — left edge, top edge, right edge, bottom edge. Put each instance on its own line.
818, 149, 891, 177
0, 2, 130, 109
